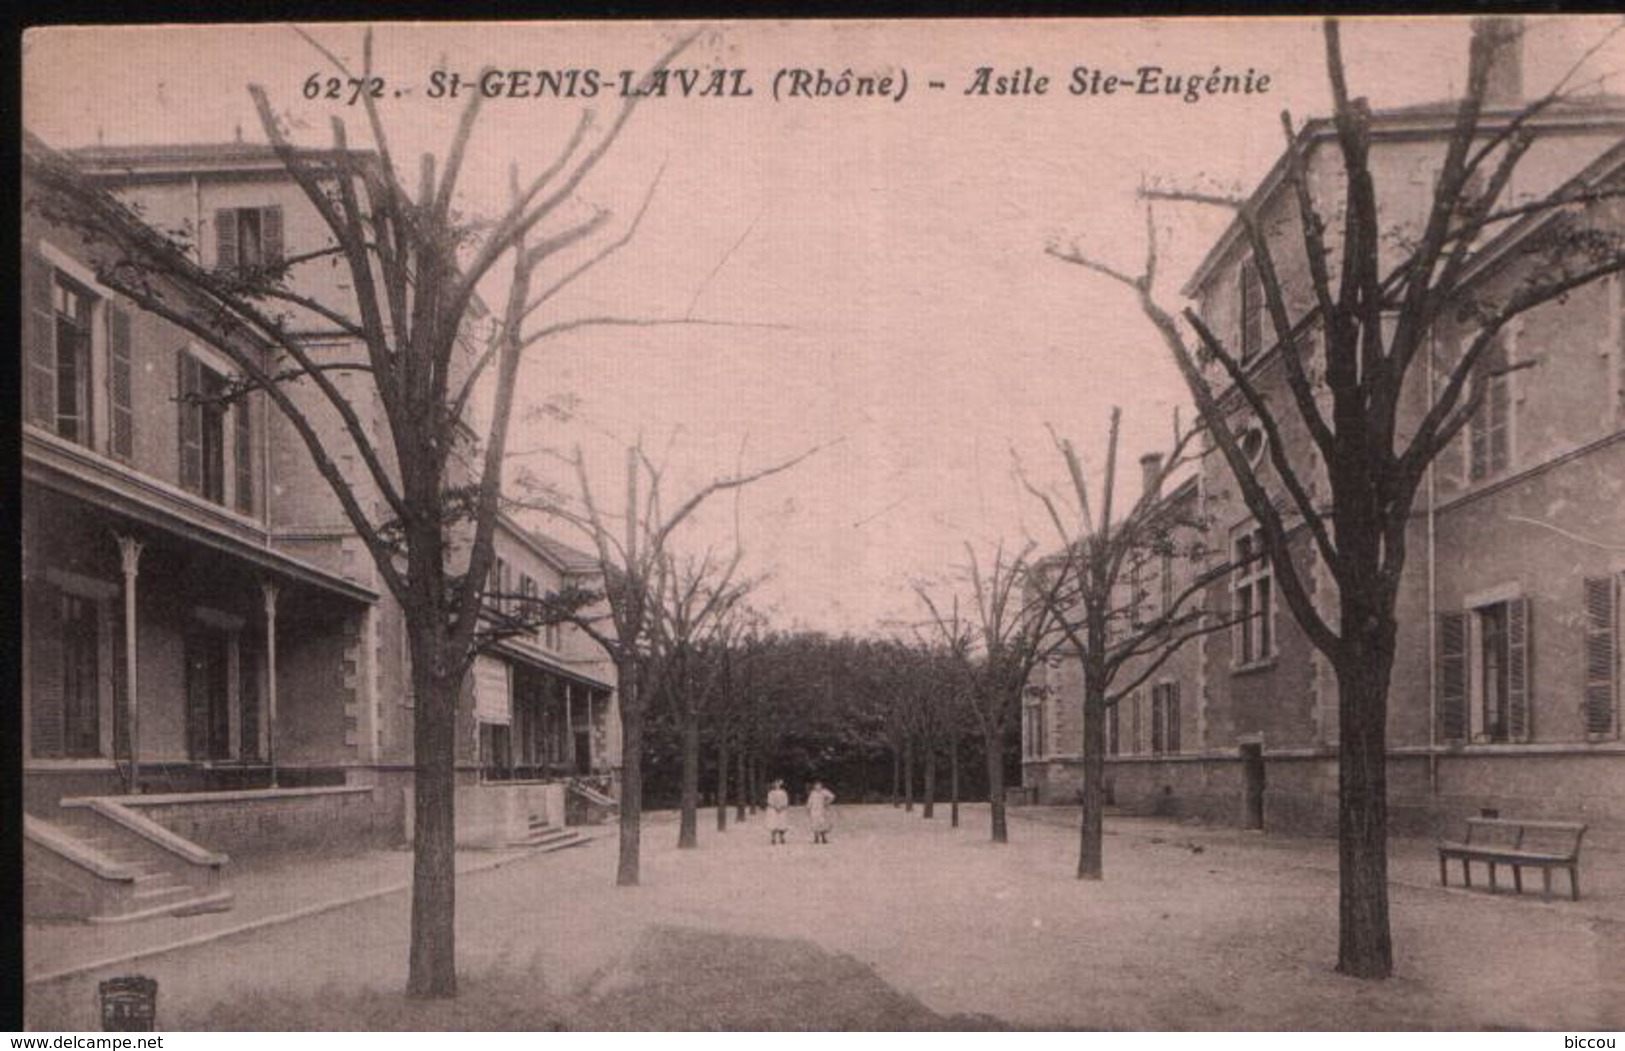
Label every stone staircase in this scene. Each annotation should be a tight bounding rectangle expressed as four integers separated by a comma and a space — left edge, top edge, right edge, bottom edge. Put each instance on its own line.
565, 779, 619, 826
26, 800, 233, 924
510, 813, 590, 853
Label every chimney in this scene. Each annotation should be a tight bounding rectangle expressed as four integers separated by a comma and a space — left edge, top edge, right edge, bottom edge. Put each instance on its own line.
1478, 16, 1524, 109
1140, 453, 1165, 500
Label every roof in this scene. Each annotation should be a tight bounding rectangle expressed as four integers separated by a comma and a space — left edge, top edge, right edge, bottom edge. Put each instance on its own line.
524, 530, 603, 576
65, 141, 380, 179
1180, 93, 1625, 297
493, 511, 603, 577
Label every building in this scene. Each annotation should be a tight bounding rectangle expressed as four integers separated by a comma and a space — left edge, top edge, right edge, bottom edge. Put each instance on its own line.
1023, 61, 1625, 842
21, 138, 618, 922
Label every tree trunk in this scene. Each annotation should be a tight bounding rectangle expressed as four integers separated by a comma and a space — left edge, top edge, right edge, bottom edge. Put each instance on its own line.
985, 728, 1007, 843
922, 744, 937, 819
716, 729, 729, 833
616, 658, 643, 887
407, 658, 458, 998
678, 706, 700, 849
735, 746, 747, 821
903, 740, 915, 813
891, 746, 901, 807
1077, 683, 1107, 880
950, 738, 961, 828
1335, 609, 1398, 979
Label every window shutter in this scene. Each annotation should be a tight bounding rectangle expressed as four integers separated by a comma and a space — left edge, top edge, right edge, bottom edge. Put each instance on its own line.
1437, 611, 1468, 743
1584, 576, 1619, 738
26, 260, 57, 428
1240, 260, 1262, 361
1106, 702, 1119, 756
262, 206, 284, 265
215, 209, 238, 270
1507, 596, 1531, 743
108, 306, 134, 460
29, 585, 66, 758
1151, 685, 1165, 754
234, 395, 254, 514
1169, 683, 1181, 753
1488, 377, 1511, 475
1469, 410, 1489, 481
177, 354, 203, 492
1131, 693, 1143, 755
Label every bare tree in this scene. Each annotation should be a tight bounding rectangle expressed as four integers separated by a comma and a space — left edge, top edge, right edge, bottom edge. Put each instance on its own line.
548, 440, 817, 884
1018, 409, 1240, 879
1049, 18, 1625, 974
649, 551, 756, 849
24, 26, 713, 998
917, 542, 1059, 843
710, 609, 767, 833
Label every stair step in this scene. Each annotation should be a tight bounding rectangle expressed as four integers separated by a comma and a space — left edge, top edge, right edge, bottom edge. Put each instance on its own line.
131, 870, 178, 885
510, 828, 586, 849
133, 883, 194, 903
535, 834, 591, 854
90, 890, 235, 925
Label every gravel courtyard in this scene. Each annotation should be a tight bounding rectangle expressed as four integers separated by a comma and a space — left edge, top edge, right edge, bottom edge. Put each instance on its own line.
25, 804, 1624, 1030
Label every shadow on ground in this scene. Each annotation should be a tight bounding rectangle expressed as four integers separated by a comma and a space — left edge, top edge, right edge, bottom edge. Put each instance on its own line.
569, 925, 1009, 1030
33, 925, 1008, 1031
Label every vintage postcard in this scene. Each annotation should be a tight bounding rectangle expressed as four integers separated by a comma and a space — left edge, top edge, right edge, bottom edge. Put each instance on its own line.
17, 16, 1625, 1032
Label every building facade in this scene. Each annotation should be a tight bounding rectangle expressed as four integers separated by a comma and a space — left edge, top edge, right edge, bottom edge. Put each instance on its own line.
1023, 86, 1625, 843
22, 140, 617, 920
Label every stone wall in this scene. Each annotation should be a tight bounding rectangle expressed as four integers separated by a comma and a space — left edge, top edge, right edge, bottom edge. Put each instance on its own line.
109, 784, 398, 856
1025, 747, 1625, 850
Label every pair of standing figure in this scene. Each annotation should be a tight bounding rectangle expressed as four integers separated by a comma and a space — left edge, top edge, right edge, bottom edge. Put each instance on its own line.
766, 779, 836, 844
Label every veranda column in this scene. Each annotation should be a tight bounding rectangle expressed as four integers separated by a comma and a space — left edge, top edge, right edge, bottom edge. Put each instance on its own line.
116, 535, 143, 795
260, 579, 280, 788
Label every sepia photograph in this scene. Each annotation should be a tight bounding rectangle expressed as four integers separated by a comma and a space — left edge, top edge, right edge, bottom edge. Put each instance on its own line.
15, 14, 1625, 1032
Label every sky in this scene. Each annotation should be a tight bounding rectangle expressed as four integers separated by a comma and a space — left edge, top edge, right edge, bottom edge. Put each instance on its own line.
22, 17, 1625, 635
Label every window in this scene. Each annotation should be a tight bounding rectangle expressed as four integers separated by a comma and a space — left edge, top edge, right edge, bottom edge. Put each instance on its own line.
492, 559, 511, 616
1437, 596, 1530, 744
178, 354, 230, 504
1127, 558, 1145, 628
479, 721, 513, 781
26, 271, 97, 444
1159, 551, 1175, 619
1023, 700, 1047, 759
1237, 425, 1266, 468
544, 620, 562, 651
1239, 259, 1264, 362
1151, 682, 1181, 755
1232, 528, 1274, 666
1583, 575, 1620, 739
1129, 692, 1143, 755
520, 574, 539, 636
27, 258, 134, 459
215, 206, 284, 272
1468, 333, 1512, 482
1106, 700, 1120, 757
29, 584, 105, 760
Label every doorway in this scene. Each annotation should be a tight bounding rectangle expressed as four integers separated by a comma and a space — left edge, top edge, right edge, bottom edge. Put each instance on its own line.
1241, 743, 1265, 830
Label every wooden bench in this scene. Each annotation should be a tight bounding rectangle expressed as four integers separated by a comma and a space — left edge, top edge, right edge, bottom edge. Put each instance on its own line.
1437, 818, 1587, 901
